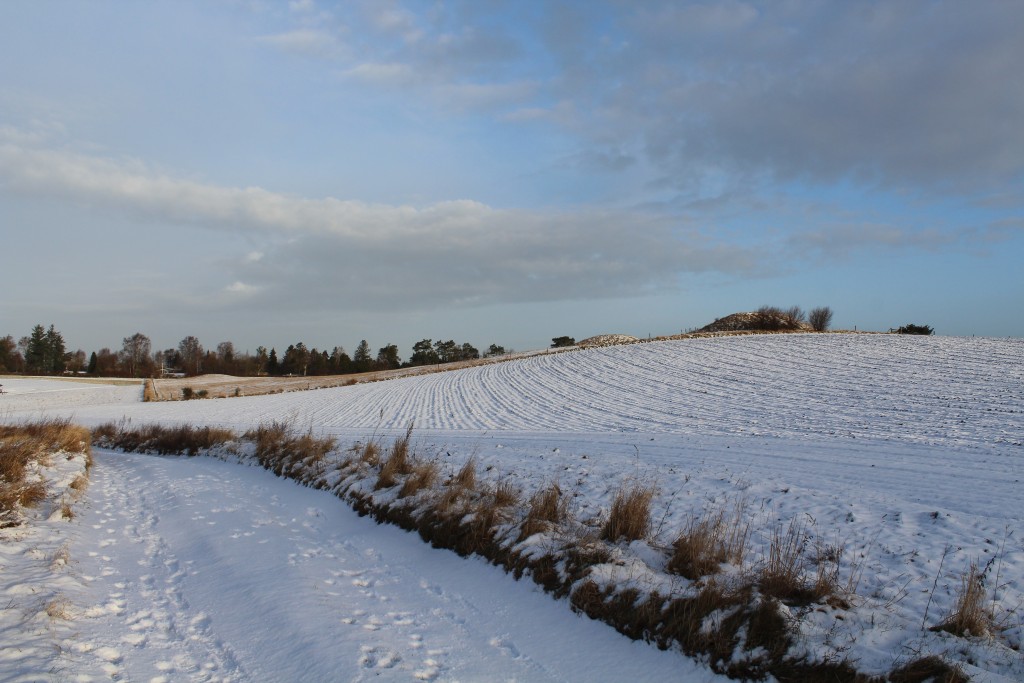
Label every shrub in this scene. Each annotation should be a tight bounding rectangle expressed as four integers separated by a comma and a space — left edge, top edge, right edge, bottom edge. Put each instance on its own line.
601, 483, 656, 543
896, 323, 934, 335
808, 306, 833, 332
751, 306, 804, 331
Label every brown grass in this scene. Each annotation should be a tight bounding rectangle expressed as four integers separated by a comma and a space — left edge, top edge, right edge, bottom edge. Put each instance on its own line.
889, 656, 968, 683
755, 520, 846, 608
376, 425, 415, 490
2, 419, 91, 526
398, 460, 439, 498
99, 421, 237, 456
668, 501, 749, 579
46, 596, 72, 620
932, 562, 990, 637
245, 422, 335, 477
519, 482, 566, 541
600, 483, 656, 543
358, 441, 381, 467
452, 456, 477, 491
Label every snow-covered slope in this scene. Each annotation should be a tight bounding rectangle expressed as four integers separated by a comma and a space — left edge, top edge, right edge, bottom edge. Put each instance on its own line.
2, 333, 1022, 680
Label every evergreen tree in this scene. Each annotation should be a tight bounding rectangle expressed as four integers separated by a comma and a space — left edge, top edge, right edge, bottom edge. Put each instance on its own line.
87, 351, 98, 375
267, 348, 279, 375
353, 340, 372, 372
409, 339, 438, 366
484, 343, 506, 358
330, 346, 351, 374
25, 325, 47, 374
44, 325, 66, 373
376, 344, 401, 370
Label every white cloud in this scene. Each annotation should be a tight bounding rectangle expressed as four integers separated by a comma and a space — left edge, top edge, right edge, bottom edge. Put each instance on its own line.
341, 62, 416, 86
0, 134, 764, 312
258, 29, 344, 58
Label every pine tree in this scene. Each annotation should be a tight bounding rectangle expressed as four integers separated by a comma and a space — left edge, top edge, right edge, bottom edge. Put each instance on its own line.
44, 325, 66, 373
353, 340, 372, 372
25, 325, 47, 374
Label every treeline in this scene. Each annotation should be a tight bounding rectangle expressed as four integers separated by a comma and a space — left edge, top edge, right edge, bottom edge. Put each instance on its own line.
0, 324, 509, 378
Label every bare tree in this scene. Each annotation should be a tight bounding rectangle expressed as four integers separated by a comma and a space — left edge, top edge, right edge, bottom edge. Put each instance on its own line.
120, 332, 152, 377
808, 306, 834, 332
178, 335, 203, 376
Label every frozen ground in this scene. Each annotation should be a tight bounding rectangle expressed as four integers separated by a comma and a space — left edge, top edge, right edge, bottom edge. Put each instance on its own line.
2, 333, 1022, 680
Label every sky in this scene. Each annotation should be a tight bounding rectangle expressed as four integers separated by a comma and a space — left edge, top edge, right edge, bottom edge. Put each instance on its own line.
2, 0, 1023, 358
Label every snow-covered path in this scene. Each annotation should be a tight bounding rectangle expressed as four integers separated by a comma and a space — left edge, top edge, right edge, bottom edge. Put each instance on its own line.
58, 449, 717, 682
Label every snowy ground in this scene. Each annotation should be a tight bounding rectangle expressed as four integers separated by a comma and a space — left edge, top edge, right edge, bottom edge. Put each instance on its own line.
2, 333, 1022, 680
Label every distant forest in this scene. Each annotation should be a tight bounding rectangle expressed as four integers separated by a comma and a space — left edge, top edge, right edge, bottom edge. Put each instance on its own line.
0, 324, 509, 378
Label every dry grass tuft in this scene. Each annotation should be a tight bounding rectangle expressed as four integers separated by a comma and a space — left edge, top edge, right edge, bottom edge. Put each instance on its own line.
69, 473, 89, 492
519, 482, 566, 541
358, 441, 381, 467
398, 459, 439, 498
754, 520, 847, 608
46, 596, 72, 620
60, 499, 75, 520
376, 427, 415, 490
0, 419, 90, 526
246, 422, 335, 477
600, 483, 656, 543
100, 421, 237, 456
668, 501, 749, 579
932, 562, 990, 637
889, 656, 968, 683
452, 456, 477, 491
492, 478, 519, 509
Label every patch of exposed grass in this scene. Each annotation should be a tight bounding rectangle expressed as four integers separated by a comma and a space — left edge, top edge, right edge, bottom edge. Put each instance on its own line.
2, 419, 91, 527
97, 421, 236, 456
932, 562, 990, 637
889, 656, 968, 683
398, 460, 439, 498
756, 519, 843, 607
668, 501, 749, 579
600, 483, 656, 543
452, 456, 477, 491
519, 482, 566, 541
376, 424, 415, 490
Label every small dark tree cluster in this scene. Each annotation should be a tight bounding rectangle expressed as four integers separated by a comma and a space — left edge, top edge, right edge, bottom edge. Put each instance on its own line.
748, 305, 835, 332
808, 306, 833, 332
896, 323, 934, 335
551, 336, 576, 348
406, 339, 481, 367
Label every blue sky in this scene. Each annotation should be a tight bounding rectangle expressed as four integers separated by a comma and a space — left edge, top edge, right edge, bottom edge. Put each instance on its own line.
2, 0, 1022, 357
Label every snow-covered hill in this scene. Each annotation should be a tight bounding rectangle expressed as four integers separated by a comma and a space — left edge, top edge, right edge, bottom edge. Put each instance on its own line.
2, 333, 1022, 680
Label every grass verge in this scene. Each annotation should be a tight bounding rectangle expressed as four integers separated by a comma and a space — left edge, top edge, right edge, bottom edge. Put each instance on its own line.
91, 421, 975, 682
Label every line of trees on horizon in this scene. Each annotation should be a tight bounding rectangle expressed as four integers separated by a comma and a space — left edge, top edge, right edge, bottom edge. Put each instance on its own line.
0, 325, 511, 379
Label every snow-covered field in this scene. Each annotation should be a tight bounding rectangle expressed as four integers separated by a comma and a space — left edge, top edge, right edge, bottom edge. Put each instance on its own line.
2, 333, 1022, 680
